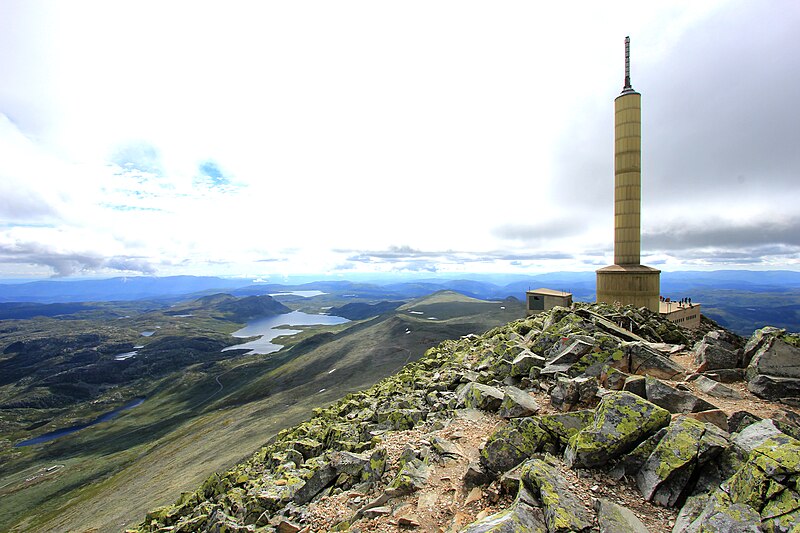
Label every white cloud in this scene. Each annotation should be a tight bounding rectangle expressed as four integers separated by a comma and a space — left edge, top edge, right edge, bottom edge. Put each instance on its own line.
0, 1, 797, 277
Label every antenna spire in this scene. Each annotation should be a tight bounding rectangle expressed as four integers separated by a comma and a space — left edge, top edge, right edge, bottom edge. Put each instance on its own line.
623, 36, 632, 90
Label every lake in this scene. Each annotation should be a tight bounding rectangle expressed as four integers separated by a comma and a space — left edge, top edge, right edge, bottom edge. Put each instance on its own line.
222, 310, 349, 355
269, 290, 326, 298
15, 398, 145, 447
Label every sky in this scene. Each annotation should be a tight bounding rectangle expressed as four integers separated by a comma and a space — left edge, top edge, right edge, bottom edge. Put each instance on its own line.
0, 1, 798, 280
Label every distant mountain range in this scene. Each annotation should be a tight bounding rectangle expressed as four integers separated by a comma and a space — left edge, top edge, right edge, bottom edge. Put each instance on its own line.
0, 270, 798, 335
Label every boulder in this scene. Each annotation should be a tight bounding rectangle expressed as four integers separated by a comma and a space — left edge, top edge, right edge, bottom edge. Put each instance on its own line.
645, 377, 718, 414
540, 339, 595, 376
602, 365, 630, 390
549, 375, 598, 412
700, 368, 744, 384
636, 417, 729, 507
728, 411, 763, 434
510, 352, 545, 378
773, 410, 800, 441
565, 391, 670, 469
689, 441, 750, 498
623, 375, 647, 398
747, 374, 800, 401
742, 326, 784, 368
677, 489, 763, 533
624, 342, 687, 380
288, 438, 323, 460
330, 449, 386, 485
520, 457, 593, 533
537, 410, 595, 448
463, 461, 491, 489
594, 498, 650, 533
292, 463, 337, 505
746, 337, 800, 381
684, 409, 729, 432
460, 484, 547, 533
732, 419, 784, 453
693, 375, 744, 400
480, 417, 559, 475
458, 382, 505, 412
726, 431, 800, 509
693, 331, 741, 371
704, 329, 744, 352
609, 427, 668, 481
499, 386, 541, 418
387, 458, 430, 495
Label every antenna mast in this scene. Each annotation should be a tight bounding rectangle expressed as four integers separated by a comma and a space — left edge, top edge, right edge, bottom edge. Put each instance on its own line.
624, 36, 631, 89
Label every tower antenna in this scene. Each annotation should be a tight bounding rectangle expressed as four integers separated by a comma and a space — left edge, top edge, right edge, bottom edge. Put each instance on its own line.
624, 36, 631, 89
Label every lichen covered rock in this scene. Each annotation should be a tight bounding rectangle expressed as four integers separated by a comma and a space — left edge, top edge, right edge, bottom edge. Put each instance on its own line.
461, 485, 547, 532
594, 498, 650, 533
480, 417, 559, 475
520, 456, 593, 533
636, 416, 729, 507
677, 489, 763, 533
565, 390, 670, 469
458, 382, 505, 412
726, 431, 800, 530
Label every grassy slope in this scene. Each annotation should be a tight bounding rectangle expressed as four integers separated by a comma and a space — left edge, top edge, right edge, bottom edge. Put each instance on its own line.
6, 295, 523, 532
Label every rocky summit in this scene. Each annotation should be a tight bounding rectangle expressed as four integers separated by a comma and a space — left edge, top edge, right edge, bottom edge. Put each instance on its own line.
133, 303, 800, 533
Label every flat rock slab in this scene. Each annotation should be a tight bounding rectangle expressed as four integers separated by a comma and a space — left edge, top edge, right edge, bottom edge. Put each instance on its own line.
645, 376, 717, 414
700, 368, 744, 384
458, 382, 505, 412
625, 342, 687, 381
732, 419, 783, 453
693, 375, 744, 400
499, 386, 541, 418
747, 374, 800, 401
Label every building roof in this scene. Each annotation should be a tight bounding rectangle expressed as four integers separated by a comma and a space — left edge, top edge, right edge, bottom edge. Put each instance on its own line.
659, 301, 701, 315
526, 288, 572, 297
595, 264, 661, 273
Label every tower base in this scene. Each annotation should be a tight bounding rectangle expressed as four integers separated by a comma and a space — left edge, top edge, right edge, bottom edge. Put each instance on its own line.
596, 264, 661, 312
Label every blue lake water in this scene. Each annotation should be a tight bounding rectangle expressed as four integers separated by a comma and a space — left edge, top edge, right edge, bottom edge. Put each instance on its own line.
15, 397, 146, 447
222, 310, 349, 355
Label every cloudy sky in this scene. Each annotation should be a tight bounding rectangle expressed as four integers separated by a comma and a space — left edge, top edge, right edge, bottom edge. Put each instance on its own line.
0, 1, 798, 279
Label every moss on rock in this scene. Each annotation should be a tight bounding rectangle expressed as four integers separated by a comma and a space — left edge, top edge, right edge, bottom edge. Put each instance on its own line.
565, 391, 670, 469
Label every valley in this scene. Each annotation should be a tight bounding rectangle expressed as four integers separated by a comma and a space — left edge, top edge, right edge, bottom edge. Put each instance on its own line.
1, 271, 798, 531
0, 285, 522, 531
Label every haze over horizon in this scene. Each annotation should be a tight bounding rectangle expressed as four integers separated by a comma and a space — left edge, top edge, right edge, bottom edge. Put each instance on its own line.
1, 1, 798, 280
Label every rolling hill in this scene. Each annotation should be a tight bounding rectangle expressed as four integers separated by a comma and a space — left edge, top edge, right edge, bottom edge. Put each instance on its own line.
0, 290, 523, 532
